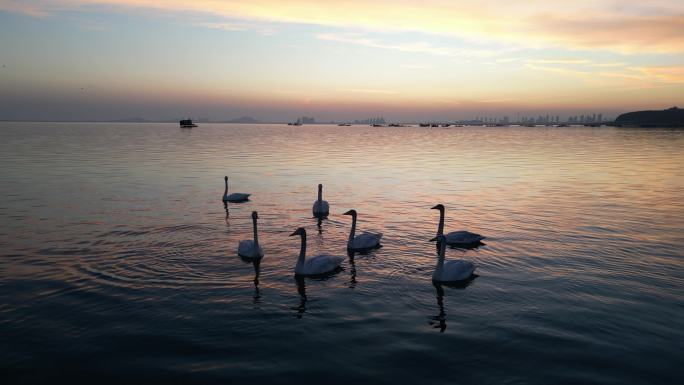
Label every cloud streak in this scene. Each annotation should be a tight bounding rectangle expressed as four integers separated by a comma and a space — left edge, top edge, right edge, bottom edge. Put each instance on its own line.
3, 0, 684, 53
316, 33, 498, 58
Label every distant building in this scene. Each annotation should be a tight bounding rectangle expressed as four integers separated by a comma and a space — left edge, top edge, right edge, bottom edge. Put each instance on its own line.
354, 117, 386, 125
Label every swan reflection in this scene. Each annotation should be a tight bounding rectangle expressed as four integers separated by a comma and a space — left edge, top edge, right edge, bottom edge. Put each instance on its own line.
315, 216, 323, 234
239, 255, 261, 304
292, 272, 345, 319
429, 278, 476, 333
429, 282, 447, 332
345, 246, 382, 289
293, 275, 307, 319
347, 250, 357, 289
252, 259, 261, 304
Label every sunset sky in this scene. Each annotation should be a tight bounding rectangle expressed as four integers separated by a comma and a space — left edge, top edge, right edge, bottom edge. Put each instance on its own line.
1, 0, 683, 122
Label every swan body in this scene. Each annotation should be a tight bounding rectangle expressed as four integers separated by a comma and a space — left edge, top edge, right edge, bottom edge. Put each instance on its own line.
226, 193, 250, 202
290, 227, 343, 276
237, 211, 264, 259
343, 209, 382, 250
348, 232, 382, 250
222, 176, 250, 202
312, 184, 329, 216
238, 240, 263, 259
432, 204, 485, 246
444, 230, 484, 245
297, 254, 343, 276
431, 235, 476, 282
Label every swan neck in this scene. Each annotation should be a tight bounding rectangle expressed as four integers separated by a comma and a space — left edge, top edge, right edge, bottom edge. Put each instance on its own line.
347, 214, 357, 245
252, 216, 259, 247
224, 178, 228, 196
297, 232, 306, 267
317, 185, 322, 204
437, 208, 445, 236
439, 239, 447, 259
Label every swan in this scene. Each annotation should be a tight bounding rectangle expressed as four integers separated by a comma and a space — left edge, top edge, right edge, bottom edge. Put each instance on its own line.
343, 209, 382, 251
430, 234, 476, 283
237, 211, 264, 260
431, 204, 485, 246
222, 176, 250, 202
312, 184, 329, 217
290, 227, 343, 276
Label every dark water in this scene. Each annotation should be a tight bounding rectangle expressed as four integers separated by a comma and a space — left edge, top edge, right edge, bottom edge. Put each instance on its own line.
1, 122, 683, 384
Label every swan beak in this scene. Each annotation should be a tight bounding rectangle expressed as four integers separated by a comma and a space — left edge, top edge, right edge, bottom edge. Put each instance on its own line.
430, 205, 440, 210
429, 237, 438, 242
342, 210, 353, 215
289, 231, 298, 236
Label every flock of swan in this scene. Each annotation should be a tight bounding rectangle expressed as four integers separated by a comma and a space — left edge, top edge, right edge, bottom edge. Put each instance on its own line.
223, 176, 485, 283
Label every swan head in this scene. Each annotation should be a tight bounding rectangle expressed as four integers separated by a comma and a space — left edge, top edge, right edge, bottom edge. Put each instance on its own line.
318, 183, 323, 190
290, 227, 306, 237
431, 204, 445, 211
343, 209, 357, 216
252, 211, 258, 219
224, 176, 228, 181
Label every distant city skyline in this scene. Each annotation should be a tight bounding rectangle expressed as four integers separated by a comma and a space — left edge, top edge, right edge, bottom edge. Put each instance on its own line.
1, 1, 683, 121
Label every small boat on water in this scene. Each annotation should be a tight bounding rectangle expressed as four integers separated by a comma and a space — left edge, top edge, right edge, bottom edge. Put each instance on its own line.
288, 119, 303, 126
180, 119, 197, 128
337, 123, 351, 126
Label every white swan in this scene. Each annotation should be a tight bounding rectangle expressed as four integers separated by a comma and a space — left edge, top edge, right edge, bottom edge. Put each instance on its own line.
238, 211, 264, 259
431, 204, 485, 246
430, 234, 476, 282
343, 209, 382, 250
312, 184, 329, 217
222, 176, 250, 202
290, 227, 343, 276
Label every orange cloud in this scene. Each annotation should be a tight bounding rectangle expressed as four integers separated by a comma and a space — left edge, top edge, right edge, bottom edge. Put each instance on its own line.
529, 15, 684, 54
638, 66, 684, 83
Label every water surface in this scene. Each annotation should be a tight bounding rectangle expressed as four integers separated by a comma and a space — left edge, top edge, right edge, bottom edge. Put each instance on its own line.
1, 123, 683, 384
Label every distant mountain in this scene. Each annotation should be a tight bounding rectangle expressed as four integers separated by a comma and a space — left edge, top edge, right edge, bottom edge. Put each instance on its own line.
112, 117, 149, 123
223, 116, 260, 124
615, 107, 684, 127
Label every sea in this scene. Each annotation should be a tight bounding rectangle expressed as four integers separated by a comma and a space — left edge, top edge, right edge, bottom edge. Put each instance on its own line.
1, 122, 682, 384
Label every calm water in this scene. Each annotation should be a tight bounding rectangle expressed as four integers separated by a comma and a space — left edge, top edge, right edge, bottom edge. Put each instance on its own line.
1, 123, 683, 384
